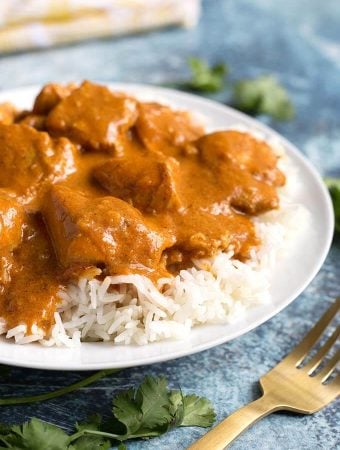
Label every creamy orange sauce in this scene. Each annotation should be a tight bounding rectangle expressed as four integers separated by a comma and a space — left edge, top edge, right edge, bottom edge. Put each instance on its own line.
0, 81, 285, 334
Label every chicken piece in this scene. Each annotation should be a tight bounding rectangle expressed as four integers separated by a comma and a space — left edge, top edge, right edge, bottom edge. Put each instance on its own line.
0, 102, 17, 125
196, 130, 285, 187
42, 186, 175, 277
93, 153, 182, 213
33, 83, 78, 115
167, 206, 259, 265
228, 171, 280, 214
17, 113, 46, 130
0, 124, 78, 210
193, 130, 284, 214
135, 102, 204, 156
0, 192, 25, 290
0, 192, 25, 251
46, 81, 138, 153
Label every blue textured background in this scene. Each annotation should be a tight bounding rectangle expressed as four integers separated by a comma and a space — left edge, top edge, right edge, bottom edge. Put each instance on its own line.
0, 1, 339, 448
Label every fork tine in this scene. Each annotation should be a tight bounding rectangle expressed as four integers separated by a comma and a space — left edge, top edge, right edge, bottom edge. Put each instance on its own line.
288, 298, 339, 366
332, 373, 340, 388
303, 325, 340, 374
315, 349, 340, 383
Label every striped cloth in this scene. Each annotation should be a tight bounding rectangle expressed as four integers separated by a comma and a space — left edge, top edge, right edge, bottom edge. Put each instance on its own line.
0, 0, 201, 53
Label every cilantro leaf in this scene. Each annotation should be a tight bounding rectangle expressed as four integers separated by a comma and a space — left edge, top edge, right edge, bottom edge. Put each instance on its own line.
185, 57, 228, 93
111, 376, 215, 441
325, 178, 340, 233
0, 423, 11, 435
112, 387, 142, 435
136, 376, 171, 430
9, 418, 70, 450
0, 423, 12, 449
233, 75, 294, 120
168, 390, 184, 425
181, 394, 216, 428
113, 376, 171, 437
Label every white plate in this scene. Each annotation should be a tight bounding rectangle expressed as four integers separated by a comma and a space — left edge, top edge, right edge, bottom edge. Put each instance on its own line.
0, 84, 334, 370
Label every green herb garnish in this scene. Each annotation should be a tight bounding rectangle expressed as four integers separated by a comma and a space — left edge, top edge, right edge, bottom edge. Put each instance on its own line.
0, 369, 119, 406
185, 57, 228, 93
0, 376, 215, 449
175, 59, 295, 121
232, 75, 294, 120
325, 178, 340, 233
0, 418, 72, 450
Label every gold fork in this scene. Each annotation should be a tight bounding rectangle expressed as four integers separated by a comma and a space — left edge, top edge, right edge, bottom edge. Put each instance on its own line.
188, 298, 340, 450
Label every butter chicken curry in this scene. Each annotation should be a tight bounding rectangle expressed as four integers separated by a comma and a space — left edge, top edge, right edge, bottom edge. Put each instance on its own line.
0, 81, 285, 334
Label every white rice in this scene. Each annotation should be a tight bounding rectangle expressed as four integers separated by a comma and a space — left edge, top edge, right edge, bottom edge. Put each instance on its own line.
0, 125, 310, 346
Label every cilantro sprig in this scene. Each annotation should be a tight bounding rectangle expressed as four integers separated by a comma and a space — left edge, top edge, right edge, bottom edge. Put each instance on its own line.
232, 75, 294, 121
174, 58, 294, 121
0, 376, 215, 449
185, 57, 228, 93
0, 369, 119, 406
325, 178, 340, 233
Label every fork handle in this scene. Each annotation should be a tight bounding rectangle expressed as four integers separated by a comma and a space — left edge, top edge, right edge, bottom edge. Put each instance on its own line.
187, 394, 280, 450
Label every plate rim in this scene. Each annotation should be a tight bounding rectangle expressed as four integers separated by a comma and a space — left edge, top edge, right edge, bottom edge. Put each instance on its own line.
0, 82, 334, 370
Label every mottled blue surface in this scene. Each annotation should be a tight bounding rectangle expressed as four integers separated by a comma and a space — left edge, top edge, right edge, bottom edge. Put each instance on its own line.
0, 0, 339, 448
